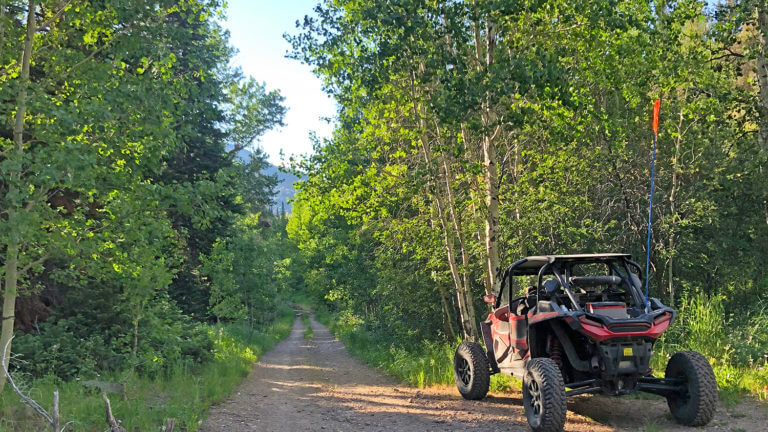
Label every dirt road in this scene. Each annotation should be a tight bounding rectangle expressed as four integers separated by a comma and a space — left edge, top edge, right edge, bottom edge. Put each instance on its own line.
200, 316, 766, 432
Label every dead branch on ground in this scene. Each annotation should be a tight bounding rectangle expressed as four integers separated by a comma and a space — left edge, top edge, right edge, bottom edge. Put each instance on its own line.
1, 337, 65, 432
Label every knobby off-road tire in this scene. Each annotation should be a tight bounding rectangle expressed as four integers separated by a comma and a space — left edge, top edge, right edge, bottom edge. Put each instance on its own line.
453, 341, 490, 400
665, 351, 718, 426
522, 358, 567, 432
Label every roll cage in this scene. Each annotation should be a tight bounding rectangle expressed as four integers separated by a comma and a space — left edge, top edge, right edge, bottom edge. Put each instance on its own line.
495, 253, 650, 314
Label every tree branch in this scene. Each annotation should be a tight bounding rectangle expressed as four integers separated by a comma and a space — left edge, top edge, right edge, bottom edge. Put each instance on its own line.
709, 47, 744, 62
1, 337, 56, 427
36, 0, 73, 32
21, 253, 49, 274
226, 142, 250, 157
102, 390, 127, 432
63, 42, 115, 77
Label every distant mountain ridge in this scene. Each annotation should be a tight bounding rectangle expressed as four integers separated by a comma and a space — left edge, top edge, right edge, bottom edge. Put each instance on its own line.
263, 164, 299, 214
235, 148, 298, 214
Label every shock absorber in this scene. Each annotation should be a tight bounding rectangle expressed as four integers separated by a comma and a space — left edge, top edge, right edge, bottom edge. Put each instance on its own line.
550, 336, 565, 373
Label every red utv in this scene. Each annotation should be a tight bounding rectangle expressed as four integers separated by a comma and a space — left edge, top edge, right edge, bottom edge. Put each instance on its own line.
453, 254, 717, 432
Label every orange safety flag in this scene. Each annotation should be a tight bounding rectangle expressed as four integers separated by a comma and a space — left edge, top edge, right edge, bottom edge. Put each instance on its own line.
652, 99, 660, 136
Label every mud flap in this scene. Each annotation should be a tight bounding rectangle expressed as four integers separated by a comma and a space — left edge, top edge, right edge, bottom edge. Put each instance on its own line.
510, 315, 528, 350
480, 321, 500, 373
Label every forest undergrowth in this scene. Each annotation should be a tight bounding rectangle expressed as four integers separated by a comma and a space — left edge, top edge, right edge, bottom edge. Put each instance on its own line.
0, 305, 294, 431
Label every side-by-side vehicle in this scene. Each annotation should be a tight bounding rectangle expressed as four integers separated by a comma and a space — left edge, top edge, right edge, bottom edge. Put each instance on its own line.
453, 254, 717, 432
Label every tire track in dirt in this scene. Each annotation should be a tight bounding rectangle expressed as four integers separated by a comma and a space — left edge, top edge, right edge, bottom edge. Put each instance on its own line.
200, 315, 766, 431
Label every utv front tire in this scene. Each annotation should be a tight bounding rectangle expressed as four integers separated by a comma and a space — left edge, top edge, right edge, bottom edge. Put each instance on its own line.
453, 341, 490, 400
523, 358, 567, 432
665, 351, 717, 426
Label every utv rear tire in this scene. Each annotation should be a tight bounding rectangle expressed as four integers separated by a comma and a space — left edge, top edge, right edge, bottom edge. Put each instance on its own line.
523, 358, 567, 432
665, 351, 717, 426
453, 341, 490, 400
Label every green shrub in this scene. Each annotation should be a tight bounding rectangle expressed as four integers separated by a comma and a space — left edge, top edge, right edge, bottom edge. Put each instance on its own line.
656, 293, 733, 365
12, 297, 212, 381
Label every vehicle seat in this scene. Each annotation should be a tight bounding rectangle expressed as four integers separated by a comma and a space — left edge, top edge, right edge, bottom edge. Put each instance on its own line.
542, 278, 560, 296
493, 304, 510, 321
510, 297, 527, 316
525, 285, 538, 310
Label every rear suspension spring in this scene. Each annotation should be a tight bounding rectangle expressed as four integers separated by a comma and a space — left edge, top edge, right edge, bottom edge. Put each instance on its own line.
550, 337, 564, 372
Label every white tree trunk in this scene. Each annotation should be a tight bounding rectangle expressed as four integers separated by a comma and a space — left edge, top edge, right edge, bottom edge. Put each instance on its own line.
0, 0, 36, 395
757, 8, 768, 224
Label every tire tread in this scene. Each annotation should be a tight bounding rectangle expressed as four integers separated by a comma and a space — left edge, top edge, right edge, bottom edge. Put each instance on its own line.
666, 350, 718, 426
453, 341, 490, 400
525, 357, 567, 432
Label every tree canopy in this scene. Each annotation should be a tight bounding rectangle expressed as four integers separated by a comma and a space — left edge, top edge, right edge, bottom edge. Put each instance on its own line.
0, 0, 290, 392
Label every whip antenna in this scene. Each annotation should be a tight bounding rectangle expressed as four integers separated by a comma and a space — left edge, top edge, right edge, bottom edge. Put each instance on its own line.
645, 99, 661, 310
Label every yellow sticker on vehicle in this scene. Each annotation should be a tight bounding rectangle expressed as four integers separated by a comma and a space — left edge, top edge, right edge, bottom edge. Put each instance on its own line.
623, 347, 633, 356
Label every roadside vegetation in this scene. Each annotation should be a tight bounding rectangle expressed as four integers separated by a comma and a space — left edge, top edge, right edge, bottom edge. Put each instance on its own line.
652, 294, 768, 403
0, 306, 294, 431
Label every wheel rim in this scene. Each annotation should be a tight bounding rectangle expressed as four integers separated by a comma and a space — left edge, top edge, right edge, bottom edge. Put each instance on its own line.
457, 357, 471, 386
527, 378, 543, 417
668, 368, 691, 407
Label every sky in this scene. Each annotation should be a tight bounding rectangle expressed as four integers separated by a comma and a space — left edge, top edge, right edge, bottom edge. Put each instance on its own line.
223, 0, 336, 166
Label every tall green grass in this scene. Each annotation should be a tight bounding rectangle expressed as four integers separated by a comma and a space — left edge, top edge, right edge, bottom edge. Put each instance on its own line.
651, 293, 768, 402
0, 304, 295, 432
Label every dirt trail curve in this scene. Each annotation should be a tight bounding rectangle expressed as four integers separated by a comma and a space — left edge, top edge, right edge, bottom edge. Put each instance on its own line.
200, 316, 766, 432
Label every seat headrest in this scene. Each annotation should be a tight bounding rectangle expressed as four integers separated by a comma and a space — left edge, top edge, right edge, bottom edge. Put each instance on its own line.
543, 278, 560, 294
